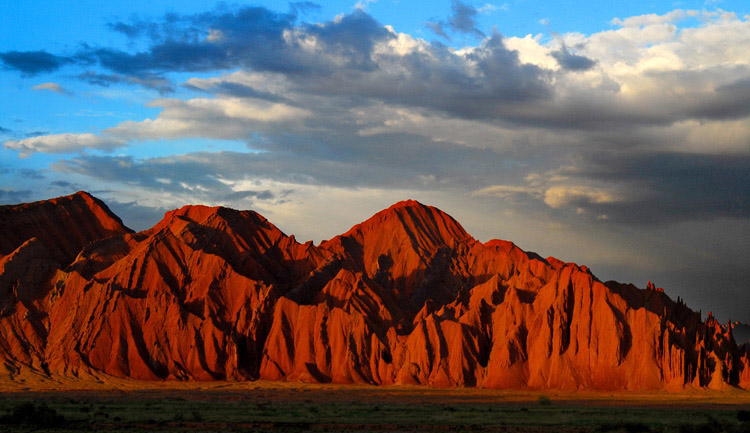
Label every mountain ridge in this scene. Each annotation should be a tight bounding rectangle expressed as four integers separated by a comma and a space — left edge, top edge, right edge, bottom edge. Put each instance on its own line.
0, 192, 747, 390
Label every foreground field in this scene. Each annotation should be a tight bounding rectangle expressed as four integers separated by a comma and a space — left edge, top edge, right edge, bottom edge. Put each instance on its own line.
1, 380, 749, 432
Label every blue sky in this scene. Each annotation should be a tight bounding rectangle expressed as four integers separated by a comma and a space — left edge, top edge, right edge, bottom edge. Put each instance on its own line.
1, 0, 748, 322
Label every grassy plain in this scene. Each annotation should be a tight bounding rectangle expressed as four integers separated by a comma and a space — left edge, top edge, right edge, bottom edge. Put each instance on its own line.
1, 376, 748, 432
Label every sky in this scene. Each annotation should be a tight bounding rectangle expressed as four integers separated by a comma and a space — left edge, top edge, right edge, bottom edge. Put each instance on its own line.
0, 0, 748, 322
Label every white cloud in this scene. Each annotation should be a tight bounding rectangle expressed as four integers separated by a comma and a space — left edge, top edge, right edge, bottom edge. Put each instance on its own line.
105, 97, 310, 141
611, 9, 699, 27
478, 3, 499, 14
543, 185, 620, 208
4, 133, 127, 157
354, 0, 376, 11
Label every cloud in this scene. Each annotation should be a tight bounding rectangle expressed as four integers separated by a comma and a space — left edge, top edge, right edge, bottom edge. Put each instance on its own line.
543, 185, 620, 208
50, 180, 76, 188
448, 0, 485, 37
183, 79, 292, 103
0, 50, 72, 75
0, 189, 32, 204
77, 71, 174, 94
473, 184, 540, 199
550, 45, 596, 71
578, 152, 750, 224
611, 9, 698, 28
354, 0, 377, 11
25, 130, 50, 137
289, 2, 321, 16
19, 169, 46, 180
478, 4, 499, 14
103, 97, 309, 141
426, 21, 450, 40
3, 5, 748, 232
32, 82, 74, 96
428, 0, 485, 39
103, 199, 168, 232
480, 151, 750, 225
4, 133, 128, 157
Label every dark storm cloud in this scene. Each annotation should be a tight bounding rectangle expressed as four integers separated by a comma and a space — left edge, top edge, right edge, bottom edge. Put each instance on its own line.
2, 4, 747, 133
686, 77, 750, 121
0, 50, 72, 75
10, 5, 550, 117
59, 6, 550, 120
88, 7, 298, 75
564, 152, 750, 224
273, 32, 550, 121
550, 45, 596, 71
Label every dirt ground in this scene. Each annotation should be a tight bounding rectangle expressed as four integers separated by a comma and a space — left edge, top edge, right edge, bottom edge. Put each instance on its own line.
1, 373, 748, 432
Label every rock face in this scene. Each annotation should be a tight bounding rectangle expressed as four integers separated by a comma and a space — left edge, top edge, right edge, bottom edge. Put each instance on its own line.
0, 193, 747, 390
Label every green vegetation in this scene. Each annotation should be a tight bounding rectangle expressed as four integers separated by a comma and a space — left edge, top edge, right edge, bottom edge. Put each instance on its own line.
0, 389, 747, 432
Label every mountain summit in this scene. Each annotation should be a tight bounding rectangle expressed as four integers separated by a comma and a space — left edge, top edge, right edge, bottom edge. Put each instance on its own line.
0, 193, 747, 390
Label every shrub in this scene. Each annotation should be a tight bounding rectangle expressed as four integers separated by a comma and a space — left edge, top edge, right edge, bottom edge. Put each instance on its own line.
537, 395, 552, 406
0, 401, 66, 428
598, 421, 651, 432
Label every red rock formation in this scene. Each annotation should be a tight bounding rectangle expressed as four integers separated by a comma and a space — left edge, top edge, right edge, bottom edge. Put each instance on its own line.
0, 191, 131, 266
0, 193, 746, 390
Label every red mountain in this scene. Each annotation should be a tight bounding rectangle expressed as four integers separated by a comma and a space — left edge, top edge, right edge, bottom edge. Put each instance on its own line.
0, 192, 747, 390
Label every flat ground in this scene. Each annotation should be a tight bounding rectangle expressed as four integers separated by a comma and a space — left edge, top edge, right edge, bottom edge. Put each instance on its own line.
0, 376, 748, 432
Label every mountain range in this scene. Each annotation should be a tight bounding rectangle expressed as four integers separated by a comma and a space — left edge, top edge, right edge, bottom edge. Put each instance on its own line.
0, 192, 747, 390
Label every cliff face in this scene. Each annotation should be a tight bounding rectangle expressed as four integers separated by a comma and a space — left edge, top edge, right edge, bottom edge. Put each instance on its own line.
0, 193, 747, 390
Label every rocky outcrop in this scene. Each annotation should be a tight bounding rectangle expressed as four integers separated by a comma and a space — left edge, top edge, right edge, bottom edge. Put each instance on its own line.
0, 193, 746, 390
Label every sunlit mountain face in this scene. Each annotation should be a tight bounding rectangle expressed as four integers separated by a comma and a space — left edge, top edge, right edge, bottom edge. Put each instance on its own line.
0, 192, 747, 389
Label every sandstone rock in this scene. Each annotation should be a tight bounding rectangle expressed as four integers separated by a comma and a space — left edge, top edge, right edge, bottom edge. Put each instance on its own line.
0, 194, 746, 390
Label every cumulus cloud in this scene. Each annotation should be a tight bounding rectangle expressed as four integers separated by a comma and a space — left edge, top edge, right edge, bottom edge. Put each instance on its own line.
4, 133, 128, 157
2, 6, 741, 230
1, 5, 748, 231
